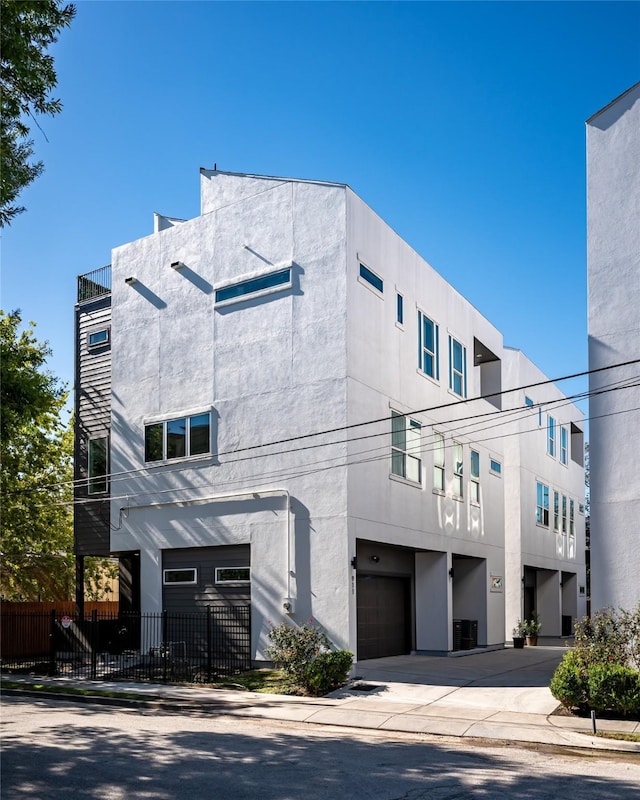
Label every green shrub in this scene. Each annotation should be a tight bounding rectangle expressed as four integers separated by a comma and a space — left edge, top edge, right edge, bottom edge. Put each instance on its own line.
266, 620, 331, 686
587, 663, 640, 716
304, 650, 354, 696
550, 649, 588, 711
574, 604, 640, 670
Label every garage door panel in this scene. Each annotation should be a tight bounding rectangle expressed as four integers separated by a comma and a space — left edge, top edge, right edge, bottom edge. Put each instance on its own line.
357, 575, 410, 660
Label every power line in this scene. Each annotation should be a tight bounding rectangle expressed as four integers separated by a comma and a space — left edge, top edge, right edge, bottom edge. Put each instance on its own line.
8, 356, 634, 500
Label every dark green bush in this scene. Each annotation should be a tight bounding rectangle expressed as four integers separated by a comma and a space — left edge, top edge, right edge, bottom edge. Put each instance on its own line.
304, 650, 354, 696
587, 663, 640, 716
551, 604, 640, 716
550, 650, 588, 711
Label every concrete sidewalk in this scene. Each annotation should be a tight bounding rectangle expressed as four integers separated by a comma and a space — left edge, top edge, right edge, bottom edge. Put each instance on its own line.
3, 646, 639, 753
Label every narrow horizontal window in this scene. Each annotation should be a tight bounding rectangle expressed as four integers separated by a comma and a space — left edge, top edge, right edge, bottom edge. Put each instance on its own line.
87, 328, 110, 348
215, 567, 250, 584
215, 268, 291, 304
359, 263, 383, 293
489, 458, 502, 475
163, 568, 197, 585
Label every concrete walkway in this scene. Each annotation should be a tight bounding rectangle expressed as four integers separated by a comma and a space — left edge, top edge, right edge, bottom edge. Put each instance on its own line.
3, 646, 640, 753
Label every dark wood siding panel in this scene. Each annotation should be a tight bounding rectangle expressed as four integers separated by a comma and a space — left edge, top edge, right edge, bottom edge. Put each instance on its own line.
162, 545, 251, 613
74, 297, 111, 556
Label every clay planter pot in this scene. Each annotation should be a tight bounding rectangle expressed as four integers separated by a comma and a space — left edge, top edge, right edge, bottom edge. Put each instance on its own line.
525, 635, 538, 646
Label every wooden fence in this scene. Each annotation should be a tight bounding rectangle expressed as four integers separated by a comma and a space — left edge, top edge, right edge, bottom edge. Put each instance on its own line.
0, 601, 119, 660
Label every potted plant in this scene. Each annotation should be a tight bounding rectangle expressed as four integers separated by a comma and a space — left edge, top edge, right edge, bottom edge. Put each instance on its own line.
512, 620, 526, 649
523, 612, 542, 646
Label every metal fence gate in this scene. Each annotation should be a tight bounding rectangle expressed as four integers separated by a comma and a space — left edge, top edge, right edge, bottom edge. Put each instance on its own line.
0, 607, 251, 684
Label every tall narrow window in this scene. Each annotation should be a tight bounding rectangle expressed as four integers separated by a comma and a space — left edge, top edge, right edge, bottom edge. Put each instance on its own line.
449, 336, 467, 397
433, 432, 445, 491
561, 495, 567, 534
88, 437, 108, 494
418, 311, 439, 379
453, 441, 463, 498
396, 293, 404, 325
470, 449, 480, 504
569, 499, 575, 536
547, 415, 556, 457
536, 481, 549, 526
560, 426, 568, 465
391, 412, 422, 483
553, 491, 560, 532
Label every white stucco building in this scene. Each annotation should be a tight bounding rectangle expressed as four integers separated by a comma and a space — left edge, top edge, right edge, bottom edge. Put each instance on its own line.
587, 82, 640, 612
74, 169, 586, 663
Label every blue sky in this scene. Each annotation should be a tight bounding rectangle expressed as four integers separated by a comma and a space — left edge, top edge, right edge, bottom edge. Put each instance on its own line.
2, 1, 639, 424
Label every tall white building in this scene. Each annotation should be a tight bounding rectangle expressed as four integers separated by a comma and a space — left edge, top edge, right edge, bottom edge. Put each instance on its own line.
587, 83, 640, 612
74, 170, 586, 662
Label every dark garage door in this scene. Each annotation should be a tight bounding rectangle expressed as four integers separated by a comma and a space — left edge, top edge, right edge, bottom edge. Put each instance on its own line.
357, 574, 411, 660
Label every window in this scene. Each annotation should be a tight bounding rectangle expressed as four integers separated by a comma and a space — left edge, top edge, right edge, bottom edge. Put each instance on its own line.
433, 432, 445, 491
359, 263, 383, 293
453, 441, 463, 498
536, 481, 549, 526
470, 449, 480, 503
570, 499, 575, 536
562, 495, 567, 534
579, 503, 585, 515
215, 567, 250, 584
391, 411, 422, 483
525, 395, 534, 408
87, 328, 110, 349
489, 458, 502, 475
560, 426, 568, 465
163, 568, 197, 585
145, 412, 211, 462
215, 267, 291, 305
88, 436, 108, 494
553, 491, 560, 532
418, 311, 439, 379
449, 336, 467, 397
396, 293, 404, 325
547, 415, 556, 457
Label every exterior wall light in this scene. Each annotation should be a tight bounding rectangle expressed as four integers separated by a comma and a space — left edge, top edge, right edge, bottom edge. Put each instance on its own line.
125, 277, 137, 285
170, 261, 183, 270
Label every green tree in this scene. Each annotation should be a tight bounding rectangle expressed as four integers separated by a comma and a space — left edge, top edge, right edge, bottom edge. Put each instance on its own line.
0, 0, 76, 226
0, 310, 74, 599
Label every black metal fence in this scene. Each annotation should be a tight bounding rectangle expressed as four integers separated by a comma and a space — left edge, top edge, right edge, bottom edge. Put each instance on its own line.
0, 607, 251, 684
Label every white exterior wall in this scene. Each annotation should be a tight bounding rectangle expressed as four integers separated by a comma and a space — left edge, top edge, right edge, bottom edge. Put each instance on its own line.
344, 191, 507, 649
104, 169, 588, 661
503, 349, 587, 637
110, 174, 351, 658
587, 83, 640, 612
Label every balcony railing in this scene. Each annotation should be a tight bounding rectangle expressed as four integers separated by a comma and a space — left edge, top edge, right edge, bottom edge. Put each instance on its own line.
77, 265, 111, 303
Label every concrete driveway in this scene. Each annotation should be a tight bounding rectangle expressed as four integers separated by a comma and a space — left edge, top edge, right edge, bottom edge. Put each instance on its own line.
338, 645, 568, 715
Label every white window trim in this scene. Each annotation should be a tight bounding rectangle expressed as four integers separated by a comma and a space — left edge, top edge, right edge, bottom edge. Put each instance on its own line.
87, 327, 110, 349
215, 566, 251, 585
144, 409, 213, 464
214, 262, 293, 308
448, 333, 467, 398
489, 457, 502, 477
391, 411, 423, 486
396, 290, 404, 328
357, 260, 384, 296
417, 308, 440, 381
163, 568, 198, 586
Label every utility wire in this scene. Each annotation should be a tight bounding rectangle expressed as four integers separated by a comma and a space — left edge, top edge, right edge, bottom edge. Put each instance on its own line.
7, 357, 634, 499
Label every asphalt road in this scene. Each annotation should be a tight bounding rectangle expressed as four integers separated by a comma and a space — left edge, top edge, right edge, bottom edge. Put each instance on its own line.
1, 695, 639, 800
